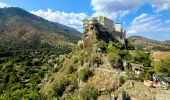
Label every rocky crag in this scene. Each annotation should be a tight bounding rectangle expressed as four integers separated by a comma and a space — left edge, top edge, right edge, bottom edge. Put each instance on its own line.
41, 17, 170, 100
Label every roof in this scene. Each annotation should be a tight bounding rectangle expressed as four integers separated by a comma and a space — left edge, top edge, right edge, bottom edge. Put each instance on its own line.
115, 23, 121, 24
159, 77, 170, 83
163, 77, 170, 82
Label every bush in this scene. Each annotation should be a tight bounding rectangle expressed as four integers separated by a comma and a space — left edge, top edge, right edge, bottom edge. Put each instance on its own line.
119, 76, 126, 86
127, 50, 151, 67
97, 40, 107, 51
53, 78, 69, 97
67, 64, 77, 74
69, 74, 78, 89
126, 41, 135, 50
73, 57, 79, 64
79, 84, 98, 100
91, 54, 101, 64
32, 58, 41, 66
107, 43, 121, 54
107, 53, 122, 69
79, 67, 93, 82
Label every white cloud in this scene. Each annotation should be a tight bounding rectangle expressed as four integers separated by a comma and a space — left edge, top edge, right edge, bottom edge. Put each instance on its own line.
91, 0, 146, 20
127, 13, 170, 34
150, 0, 170, 12
31, 9, 89, 31
90, 0, 170, 20
0, 2, 10, 8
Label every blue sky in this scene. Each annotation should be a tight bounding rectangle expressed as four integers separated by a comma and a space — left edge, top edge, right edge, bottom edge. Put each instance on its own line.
0, 0, 170, 41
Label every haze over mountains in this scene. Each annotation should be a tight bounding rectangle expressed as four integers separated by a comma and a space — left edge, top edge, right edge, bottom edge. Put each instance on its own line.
0, 7, 81, 48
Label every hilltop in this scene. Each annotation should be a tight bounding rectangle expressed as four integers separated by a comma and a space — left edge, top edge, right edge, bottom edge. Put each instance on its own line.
0, 7, 81, 49
40, 17, 158, 99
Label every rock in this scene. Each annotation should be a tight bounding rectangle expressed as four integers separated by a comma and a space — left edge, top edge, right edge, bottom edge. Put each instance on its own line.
64, 85, 75, 94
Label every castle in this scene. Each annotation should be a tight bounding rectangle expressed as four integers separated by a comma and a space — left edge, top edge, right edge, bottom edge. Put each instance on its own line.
95, 16, 124, 32
83, 16, 126, 38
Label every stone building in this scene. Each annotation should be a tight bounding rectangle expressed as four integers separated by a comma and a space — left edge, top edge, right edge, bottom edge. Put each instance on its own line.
114, 23, 122, 32
96, 16, 113, 29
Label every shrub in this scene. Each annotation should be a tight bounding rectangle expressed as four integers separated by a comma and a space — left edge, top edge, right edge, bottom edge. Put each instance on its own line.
69, 74, 78, 89
91, 54, 101, 64
67, 64, 77, 74
119, 76, 126, 86
97, 40, 107, 51
32, 58, 41, 66
73, 57, 79, 64
79, 67, 93, 82
107, 43, 121, 54
107, 53, 122, 69
127, 50, 151, 67
126, 41, 135, 50
53, 78, 69, 97
79, 84, 98, 100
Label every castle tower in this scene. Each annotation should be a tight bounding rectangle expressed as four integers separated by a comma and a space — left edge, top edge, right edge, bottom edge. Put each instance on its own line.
114, 23, 122, 32
96, 16, 113, 29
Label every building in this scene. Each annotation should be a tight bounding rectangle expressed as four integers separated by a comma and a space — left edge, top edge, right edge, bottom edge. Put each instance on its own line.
96, 16, 113, 29
114, 23, 122, 32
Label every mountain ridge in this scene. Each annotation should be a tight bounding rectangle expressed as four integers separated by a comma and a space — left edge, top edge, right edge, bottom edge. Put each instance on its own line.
0, 7, 81, 48
128, 36, 170, 51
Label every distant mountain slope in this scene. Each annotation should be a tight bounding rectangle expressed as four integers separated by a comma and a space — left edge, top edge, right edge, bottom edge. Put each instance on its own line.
0, 7, 81, 48
128, 36, 170, 51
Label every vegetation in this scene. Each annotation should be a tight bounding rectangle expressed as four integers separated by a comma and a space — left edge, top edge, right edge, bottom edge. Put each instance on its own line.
79, 67, 93, 82
0, 46, 72, 99
97, 40, 107, 52
53, 78, 69, 97
152, 56, 170, 77
79, 84, 98, 100
0, 7, 81, 48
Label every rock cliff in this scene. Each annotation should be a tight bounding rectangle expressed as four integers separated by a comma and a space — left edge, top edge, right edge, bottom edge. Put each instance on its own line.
41, 17, 170, 100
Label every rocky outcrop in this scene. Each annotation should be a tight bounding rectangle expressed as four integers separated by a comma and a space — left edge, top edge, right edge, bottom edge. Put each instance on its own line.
117, 80, 170, 100
83, 18, 126, 52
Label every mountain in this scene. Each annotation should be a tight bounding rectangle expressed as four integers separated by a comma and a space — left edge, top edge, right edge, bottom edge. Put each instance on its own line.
0, 7, 81, 48
128, 36, 170, 51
